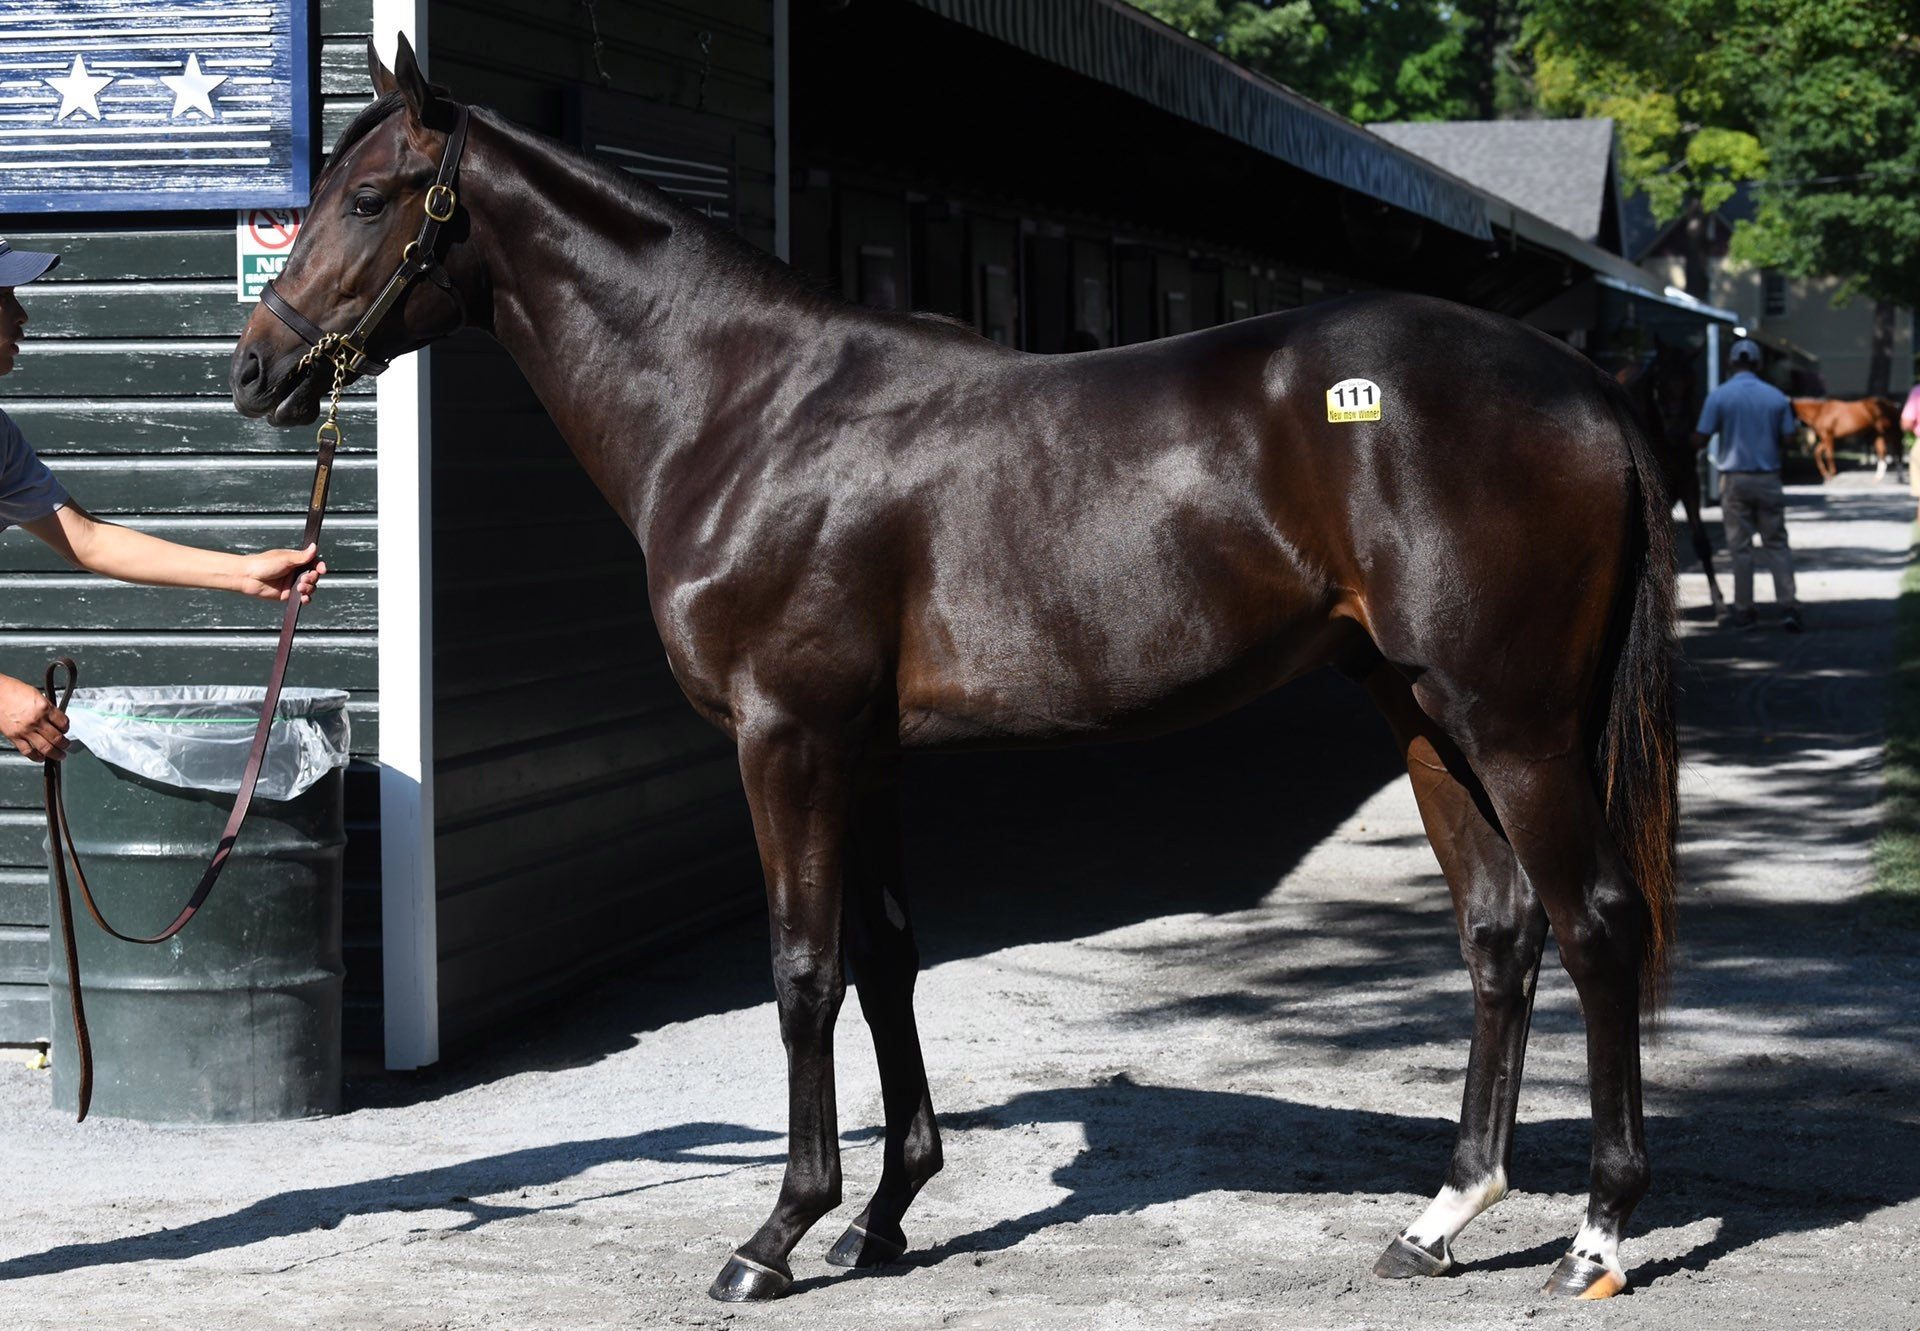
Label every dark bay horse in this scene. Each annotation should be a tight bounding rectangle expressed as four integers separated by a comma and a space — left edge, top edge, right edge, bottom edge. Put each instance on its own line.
1619, 341, 1726, 614
1793, 396, 1904, 483
231, 39, 1678, 1306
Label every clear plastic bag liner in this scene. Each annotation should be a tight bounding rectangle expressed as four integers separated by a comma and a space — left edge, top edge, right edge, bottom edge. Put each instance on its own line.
63, 686, 351, 800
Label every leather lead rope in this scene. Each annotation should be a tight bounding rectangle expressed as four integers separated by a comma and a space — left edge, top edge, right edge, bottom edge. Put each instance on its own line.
44, 364, 343, 1124
42, 104, 471, 1123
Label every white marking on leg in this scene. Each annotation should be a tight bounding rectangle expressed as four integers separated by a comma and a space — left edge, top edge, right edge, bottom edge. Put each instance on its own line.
1402, 1169, 1507, 1252
1569, 1218, 1626, 1281
881, 887, 907, 930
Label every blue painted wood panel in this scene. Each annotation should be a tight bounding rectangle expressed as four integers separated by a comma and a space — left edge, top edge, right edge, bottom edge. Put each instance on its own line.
0, 0, 313, 213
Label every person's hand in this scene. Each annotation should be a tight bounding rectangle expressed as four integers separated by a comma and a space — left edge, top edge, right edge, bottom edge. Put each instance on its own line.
236, 544, 326, 603
0, 673, 67, 763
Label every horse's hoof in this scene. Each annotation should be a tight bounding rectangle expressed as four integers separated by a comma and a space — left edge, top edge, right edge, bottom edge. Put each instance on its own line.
825, 1221, 908, 1268
1373, 1233, 1452, 1279
707, 1252, 793, 1302
1542, 1252, 1626, 1300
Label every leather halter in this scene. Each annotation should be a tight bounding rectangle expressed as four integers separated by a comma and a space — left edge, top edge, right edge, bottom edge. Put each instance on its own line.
261, 103, 470, 381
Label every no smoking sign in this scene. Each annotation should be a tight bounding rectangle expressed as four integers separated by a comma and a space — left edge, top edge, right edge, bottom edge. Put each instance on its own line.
235, 208, 303, 302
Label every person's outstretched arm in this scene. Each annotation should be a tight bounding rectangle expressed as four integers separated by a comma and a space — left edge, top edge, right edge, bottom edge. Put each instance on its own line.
21, 504, 325, 602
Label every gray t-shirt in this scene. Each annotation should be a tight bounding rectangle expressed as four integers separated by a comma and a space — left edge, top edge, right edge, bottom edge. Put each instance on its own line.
0, 410, 68, 529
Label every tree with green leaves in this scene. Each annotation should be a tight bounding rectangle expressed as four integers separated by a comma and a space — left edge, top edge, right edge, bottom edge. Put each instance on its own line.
1726, 0, 1920, 392
1526, 0, 1768, 297
1123, 0, 1535, 122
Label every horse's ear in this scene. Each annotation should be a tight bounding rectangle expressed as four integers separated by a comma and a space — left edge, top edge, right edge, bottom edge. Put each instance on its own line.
390, 33, 440, 124
367, 37, 397, 98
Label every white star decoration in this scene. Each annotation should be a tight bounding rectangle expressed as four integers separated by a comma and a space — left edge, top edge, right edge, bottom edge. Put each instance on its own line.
45, 53, 114, 122
160, 52, 225, 120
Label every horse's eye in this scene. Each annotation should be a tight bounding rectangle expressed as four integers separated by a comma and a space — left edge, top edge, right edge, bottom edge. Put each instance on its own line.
351, 193, 385, 218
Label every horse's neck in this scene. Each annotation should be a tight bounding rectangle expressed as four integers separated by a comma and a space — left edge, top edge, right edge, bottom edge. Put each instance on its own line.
464, 114, 826, 545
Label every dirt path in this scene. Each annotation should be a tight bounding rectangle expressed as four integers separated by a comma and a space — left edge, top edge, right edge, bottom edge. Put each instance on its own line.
0, 477, 1914, 1330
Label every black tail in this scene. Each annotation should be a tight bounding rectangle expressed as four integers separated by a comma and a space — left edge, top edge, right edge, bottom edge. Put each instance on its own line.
1599, 389, 1681, 1009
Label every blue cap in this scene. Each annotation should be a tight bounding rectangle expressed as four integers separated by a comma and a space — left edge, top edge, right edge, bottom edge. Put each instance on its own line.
1729, 337, 1762, 364
0, 238, 59, 287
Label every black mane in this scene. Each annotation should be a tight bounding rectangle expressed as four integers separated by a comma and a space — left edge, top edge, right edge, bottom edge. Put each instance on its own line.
483, 108, 838, 311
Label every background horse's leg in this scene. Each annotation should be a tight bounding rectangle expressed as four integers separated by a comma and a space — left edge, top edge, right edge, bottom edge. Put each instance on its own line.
1363, 669, 1547, 1280
1471, 749, 1649, 1300
1875, 432, 1890, 484
711, 723, 855, 1302
827, 754, 944, 1269
1816, 433, 1837, 482
1680, 473, 1726, 615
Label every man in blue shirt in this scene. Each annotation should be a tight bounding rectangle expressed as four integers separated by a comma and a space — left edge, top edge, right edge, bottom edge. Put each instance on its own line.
0, 239, 324, 761
1694, 338, 1802, 632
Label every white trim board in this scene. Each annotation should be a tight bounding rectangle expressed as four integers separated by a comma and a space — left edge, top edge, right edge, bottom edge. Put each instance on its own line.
373, 1, 439, 1071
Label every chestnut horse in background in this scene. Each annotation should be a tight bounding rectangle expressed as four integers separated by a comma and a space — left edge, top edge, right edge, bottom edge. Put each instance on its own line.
231, 38, 1679, 1308
1620, 341, 1726, 614
1793, 396, 1904, 483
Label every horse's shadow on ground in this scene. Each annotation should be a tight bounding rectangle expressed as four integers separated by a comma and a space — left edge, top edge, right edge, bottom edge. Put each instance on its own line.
830, 1058, 1920, 1291
6, 1045, 1914, 1293
351, 664, 1409, 1107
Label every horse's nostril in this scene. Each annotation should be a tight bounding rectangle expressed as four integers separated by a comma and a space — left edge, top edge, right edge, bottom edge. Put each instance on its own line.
238, 349, 263, 390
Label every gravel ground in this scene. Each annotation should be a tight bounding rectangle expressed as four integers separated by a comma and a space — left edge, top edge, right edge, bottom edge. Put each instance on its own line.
0, 475, 1915, 1331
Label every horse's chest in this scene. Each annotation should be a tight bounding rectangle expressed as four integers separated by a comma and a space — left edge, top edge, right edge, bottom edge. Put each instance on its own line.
645, 577, 743, 727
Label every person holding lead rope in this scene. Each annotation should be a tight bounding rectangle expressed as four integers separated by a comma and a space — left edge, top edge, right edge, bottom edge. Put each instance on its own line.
0, 238, 326, 763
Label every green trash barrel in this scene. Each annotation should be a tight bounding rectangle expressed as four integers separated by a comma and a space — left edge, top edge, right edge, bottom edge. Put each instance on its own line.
45, 686, 349, 1123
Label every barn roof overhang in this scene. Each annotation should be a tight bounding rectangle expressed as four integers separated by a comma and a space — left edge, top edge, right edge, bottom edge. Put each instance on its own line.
1592, 272, 1739, 324
904, 0, 1494, 242
904, 0, 1718, 315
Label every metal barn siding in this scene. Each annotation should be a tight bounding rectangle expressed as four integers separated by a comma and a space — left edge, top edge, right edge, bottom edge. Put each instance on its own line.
0, 0, 386, 1049
425, 0, 771, 1051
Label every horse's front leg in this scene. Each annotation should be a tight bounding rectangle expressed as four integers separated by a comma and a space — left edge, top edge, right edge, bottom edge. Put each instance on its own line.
710, 720, 857, 1302
827, 754, 943, 1270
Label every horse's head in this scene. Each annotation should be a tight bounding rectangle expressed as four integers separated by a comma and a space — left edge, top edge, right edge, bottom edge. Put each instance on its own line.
231, 35, 474, 424
1633, 336, 1702, 444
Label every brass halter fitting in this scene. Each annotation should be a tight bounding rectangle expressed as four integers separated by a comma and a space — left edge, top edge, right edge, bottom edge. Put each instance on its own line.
424, 183, 457, 223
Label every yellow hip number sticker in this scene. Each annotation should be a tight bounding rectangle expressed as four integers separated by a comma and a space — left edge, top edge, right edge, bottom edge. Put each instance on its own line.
1326, 377, 1382, 423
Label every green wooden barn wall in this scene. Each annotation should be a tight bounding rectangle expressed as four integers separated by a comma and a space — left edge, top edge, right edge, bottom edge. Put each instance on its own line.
0, 0, 387, 1049
426, 0, 771, 1051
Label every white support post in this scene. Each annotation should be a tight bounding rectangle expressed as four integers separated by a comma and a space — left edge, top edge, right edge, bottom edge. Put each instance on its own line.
373, 1, 438, 1070
774, 0, 791, 263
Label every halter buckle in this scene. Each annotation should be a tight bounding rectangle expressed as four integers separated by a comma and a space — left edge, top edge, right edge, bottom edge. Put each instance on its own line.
424, 183, 457, 223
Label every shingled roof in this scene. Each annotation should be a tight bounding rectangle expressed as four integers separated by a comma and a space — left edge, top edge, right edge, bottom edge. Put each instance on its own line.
1367, 119, 1625, 253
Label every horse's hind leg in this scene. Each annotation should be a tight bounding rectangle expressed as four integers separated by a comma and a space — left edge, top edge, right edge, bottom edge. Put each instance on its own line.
826, 755, 944, 1269
1816, 433, 1837, 482
1468, 746, 1650, 1299
1363, 668, 1547, 1280
710, 721, 855, 1302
